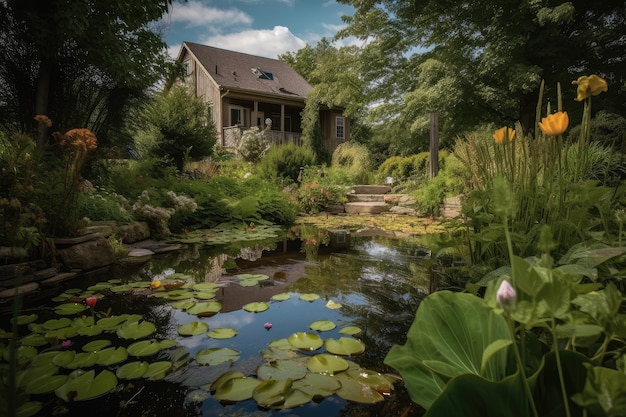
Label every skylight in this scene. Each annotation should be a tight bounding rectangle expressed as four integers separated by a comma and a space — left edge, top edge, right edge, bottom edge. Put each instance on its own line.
251, 67, 274, 80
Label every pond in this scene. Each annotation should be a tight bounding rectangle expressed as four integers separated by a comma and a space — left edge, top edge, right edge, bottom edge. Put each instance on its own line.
2, 230, 433, 417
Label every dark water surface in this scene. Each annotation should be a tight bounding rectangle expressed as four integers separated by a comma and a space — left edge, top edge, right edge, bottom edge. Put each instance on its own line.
4, 235, 432, 417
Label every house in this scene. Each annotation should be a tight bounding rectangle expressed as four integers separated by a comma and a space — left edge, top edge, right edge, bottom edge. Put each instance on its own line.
176, 42, 349, 154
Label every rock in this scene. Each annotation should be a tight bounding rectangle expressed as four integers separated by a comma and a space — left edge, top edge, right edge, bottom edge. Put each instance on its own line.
41, 272, 78, 286
0, 282, 39, 298
57, 236, 115, 270
0, 246, 28, 259
384, 194, 417, 206
389, 206, 417, 216
120, 248, 154, 265
116, 222, 150, 244
81, 225, 114, 237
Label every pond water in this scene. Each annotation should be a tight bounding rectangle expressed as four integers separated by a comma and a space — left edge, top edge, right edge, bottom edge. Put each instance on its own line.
3, 232, 433, 417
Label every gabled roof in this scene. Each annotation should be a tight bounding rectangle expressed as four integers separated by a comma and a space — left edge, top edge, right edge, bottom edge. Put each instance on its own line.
180, 42, 312, 101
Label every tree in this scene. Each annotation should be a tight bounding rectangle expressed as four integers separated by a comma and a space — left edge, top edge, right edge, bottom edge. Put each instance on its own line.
0, 0, 174, 148
138, 85, 217, 171
336, 0, 626, 144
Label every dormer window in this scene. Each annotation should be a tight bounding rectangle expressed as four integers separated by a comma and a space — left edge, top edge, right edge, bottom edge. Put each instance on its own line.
251, 67, 274, 80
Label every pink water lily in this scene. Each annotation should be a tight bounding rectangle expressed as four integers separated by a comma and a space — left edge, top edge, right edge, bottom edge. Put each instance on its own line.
264, 322, 273, 330
85, 296, 97, 308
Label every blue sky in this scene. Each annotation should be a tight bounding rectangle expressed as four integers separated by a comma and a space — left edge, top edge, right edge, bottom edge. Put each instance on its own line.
160, 0, 356, 60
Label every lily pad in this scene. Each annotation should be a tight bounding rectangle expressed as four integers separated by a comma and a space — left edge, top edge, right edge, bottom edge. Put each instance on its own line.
243, 302, 269, 313
257, 360, 307, 381
196, 347, 240, 366
207, 328, 237, 339
325, 300, 342, 309
82, 339, 112, 352
193, 291, 217, 300
65, 352, 99, 369
86, 282, 112, 291
192, 282, 219, 291
252, 379, 298, 408
271, 293, 291, 301
97, 315, 130, 331
335, 372, 385, 403
12, 314, 38, 325
20, 334, 48, 347
293, 373, 341, 397
95, 347, 128, 366
109, 284, 134, 293
170, 300, 196, 310
347, 368, 395, 395
187, 301, 222, 317
309, 320, 336, 332
268, 338, 293, 350
76, 325, 103, 337
127, 339, 163, 357
324, 337, 366, 356
299, 293, 320, 302
339, 326, 362, 336
178, 321, 209, 336
116, 320, 156, 340
26, 374, 68, 394
43, 318, 72, 330
214, 377, 261, 402
287, 332, 323, 351
16, 401, 42, 417
17, 363, 59, 388
239, 279, 262, 287
31, 352, 61, 367
116, 361, 149, 380
55, 369, 118, 401
237, 273, 269, 281
8, 345, 38, 366
307, 354, 349, 375
143, 361, 172, 380
52, 350, 76, 367
210, 371, 245, 391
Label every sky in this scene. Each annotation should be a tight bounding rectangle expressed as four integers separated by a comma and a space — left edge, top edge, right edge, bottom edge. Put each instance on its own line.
160, 0, 357, 60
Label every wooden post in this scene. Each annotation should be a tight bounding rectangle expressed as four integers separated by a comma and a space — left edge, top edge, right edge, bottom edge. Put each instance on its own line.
429, 113, 439, 179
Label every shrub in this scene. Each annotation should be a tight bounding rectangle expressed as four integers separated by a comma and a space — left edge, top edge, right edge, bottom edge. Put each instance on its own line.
257, 143, 316, 183
236, 127, 271, 162
296, 169, 348, 214
77, 189, 133, 224
331, 142, 372, 184
376, 152, 431, 182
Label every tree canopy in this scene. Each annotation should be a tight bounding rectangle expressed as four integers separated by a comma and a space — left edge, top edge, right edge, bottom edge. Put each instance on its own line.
0, 0, 175, 149
334, 0, 626, 148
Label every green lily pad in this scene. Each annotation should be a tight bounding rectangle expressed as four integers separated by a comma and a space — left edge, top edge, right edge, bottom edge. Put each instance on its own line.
187, 301, 222, 317
116, 361, 149, 380
86, 282, 112, 291
82, 339, 112, 352
170, 300, 196, 310
43, 318, 72, 330
97, 315, 129, 331
143, 361, 172, 380
237, 273, 269, 281
214, 377, 261, 402
261, 347, 298, 361
71, 316, 95, 328
109, 284, 134, 293
207, 328, 237, 339
178, 321, 209, 336
12, 314, 38, 325
324, 337, 366, 356
335, 372, 385, 403
287, 332, 323, 351
167, 291, 194, 301
307, 354, 349, 375
116, 320, 156, 340
17, 363, 59, 388
277, 387, 312, 409
192, 283, 219, 291
10, 345, 38, 366
252, 379, 295, 408
127, 339, 163, 356
325, 300, 342, 309
16, 401, 42, 417
95, 347, 128, 366
210, 371, 245, 391
339, 326, 362, 336
20, 333, 48, 347
299, 293, 320, 302
268, 338, 293, 350
159, 339, 177, 349
239, 279, 261, 287
52, 350, 76, 367
257, 360, 307, 381
347, 368, 395, 395
196, 347, 240, 365
293, 373, 341, 397
271, 293, 291, 301
44, 327, 78, 340
65, 352, 99, 369
55, 369, 118, 401
30, 352, 61, 367
243, 302, 269, 313
193, 291, 217, 300
76, 325, 103, 337
309, 320, 336, 332
26, 374, 68, 394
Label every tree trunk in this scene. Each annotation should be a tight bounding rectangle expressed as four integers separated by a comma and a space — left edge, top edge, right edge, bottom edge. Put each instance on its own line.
34, 61, 51, 148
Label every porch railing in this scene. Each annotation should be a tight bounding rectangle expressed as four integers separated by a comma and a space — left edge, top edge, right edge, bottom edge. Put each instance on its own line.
221, 126, 303, 149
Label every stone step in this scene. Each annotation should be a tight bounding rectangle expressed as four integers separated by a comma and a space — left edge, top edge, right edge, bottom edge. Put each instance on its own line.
344, 202, 391, 214
347, 194, 386, 203
350, 185, 391, 195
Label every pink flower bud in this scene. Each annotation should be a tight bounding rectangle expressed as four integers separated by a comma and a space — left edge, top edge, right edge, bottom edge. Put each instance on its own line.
496, 279, 516, 311
264, 322, 272, 330
61, 340, 73, 348
85, 296, 97, 308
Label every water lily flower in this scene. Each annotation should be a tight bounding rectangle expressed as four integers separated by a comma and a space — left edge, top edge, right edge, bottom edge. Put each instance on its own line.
493, 127, 515, 144
538, 111, 569, 137
150, 280, 161, 289
572, 75, 608, 101
264, 322, 273, 330
85, 296, 97, 308
496, 279, 517, 311
61, 340, 73, 348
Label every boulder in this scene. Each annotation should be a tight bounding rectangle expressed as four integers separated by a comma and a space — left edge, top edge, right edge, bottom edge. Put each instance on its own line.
116, 222, 150, 243
57, 236, 115, 270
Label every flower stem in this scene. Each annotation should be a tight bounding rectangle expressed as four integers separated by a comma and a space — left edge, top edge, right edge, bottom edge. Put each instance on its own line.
550, 323, 572, 417
508, 318, 539, 417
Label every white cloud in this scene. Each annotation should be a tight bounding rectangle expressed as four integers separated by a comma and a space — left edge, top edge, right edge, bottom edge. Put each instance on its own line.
167, 43, 182, 60
168, 1, 253, 27
200, 26, 306, 58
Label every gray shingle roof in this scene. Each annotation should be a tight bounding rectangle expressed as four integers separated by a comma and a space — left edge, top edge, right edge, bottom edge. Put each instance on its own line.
182, 42, 312, 101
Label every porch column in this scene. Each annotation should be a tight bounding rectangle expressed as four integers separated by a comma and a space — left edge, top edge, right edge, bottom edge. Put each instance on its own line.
253, 101, 259, 127
280, 104, 285, 142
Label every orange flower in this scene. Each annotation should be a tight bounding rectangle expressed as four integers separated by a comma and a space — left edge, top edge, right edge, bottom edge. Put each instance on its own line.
34, 115, 52, 128
572, 75, 608, 101
538, 111, 569, 136
54, 128, 97, 153
493, 127, 516, 144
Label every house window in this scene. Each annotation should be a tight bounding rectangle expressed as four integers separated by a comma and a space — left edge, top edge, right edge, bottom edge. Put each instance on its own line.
336, 116, 345, 139
183, 60, 191, 76
229, 106, 247, 127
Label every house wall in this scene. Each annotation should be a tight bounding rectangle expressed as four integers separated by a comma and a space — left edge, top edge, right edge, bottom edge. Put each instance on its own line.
320, 109, 350, 154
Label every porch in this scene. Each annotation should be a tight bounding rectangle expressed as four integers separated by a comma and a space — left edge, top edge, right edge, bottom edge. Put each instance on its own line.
221, 126, 303, 149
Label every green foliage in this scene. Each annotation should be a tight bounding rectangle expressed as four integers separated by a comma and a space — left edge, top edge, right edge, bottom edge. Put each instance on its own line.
296, 170, 348, 215
331, 142, 372, 184
137, 85, 217, 171
77, 189, 133, 224
101, 159, 176, 200
376, 152, 431, 182
257, 143, 316, 183
235, 127, 271, 162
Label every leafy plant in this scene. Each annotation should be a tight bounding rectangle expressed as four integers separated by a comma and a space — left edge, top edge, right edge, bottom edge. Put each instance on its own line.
331, 141, 372, 184
257, 142, 316, 184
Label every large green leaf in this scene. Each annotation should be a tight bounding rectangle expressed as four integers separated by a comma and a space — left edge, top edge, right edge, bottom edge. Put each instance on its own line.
384, 291, 510, 410
55, 370, 118, 401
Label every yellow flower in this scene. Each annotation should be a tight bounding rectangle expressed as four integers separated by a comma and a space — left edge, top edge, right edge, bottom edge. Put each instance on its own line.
538, 111, 569, 136
493, 127, 516, 144
150, 280, 161, 289
572, 75, 608, 101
